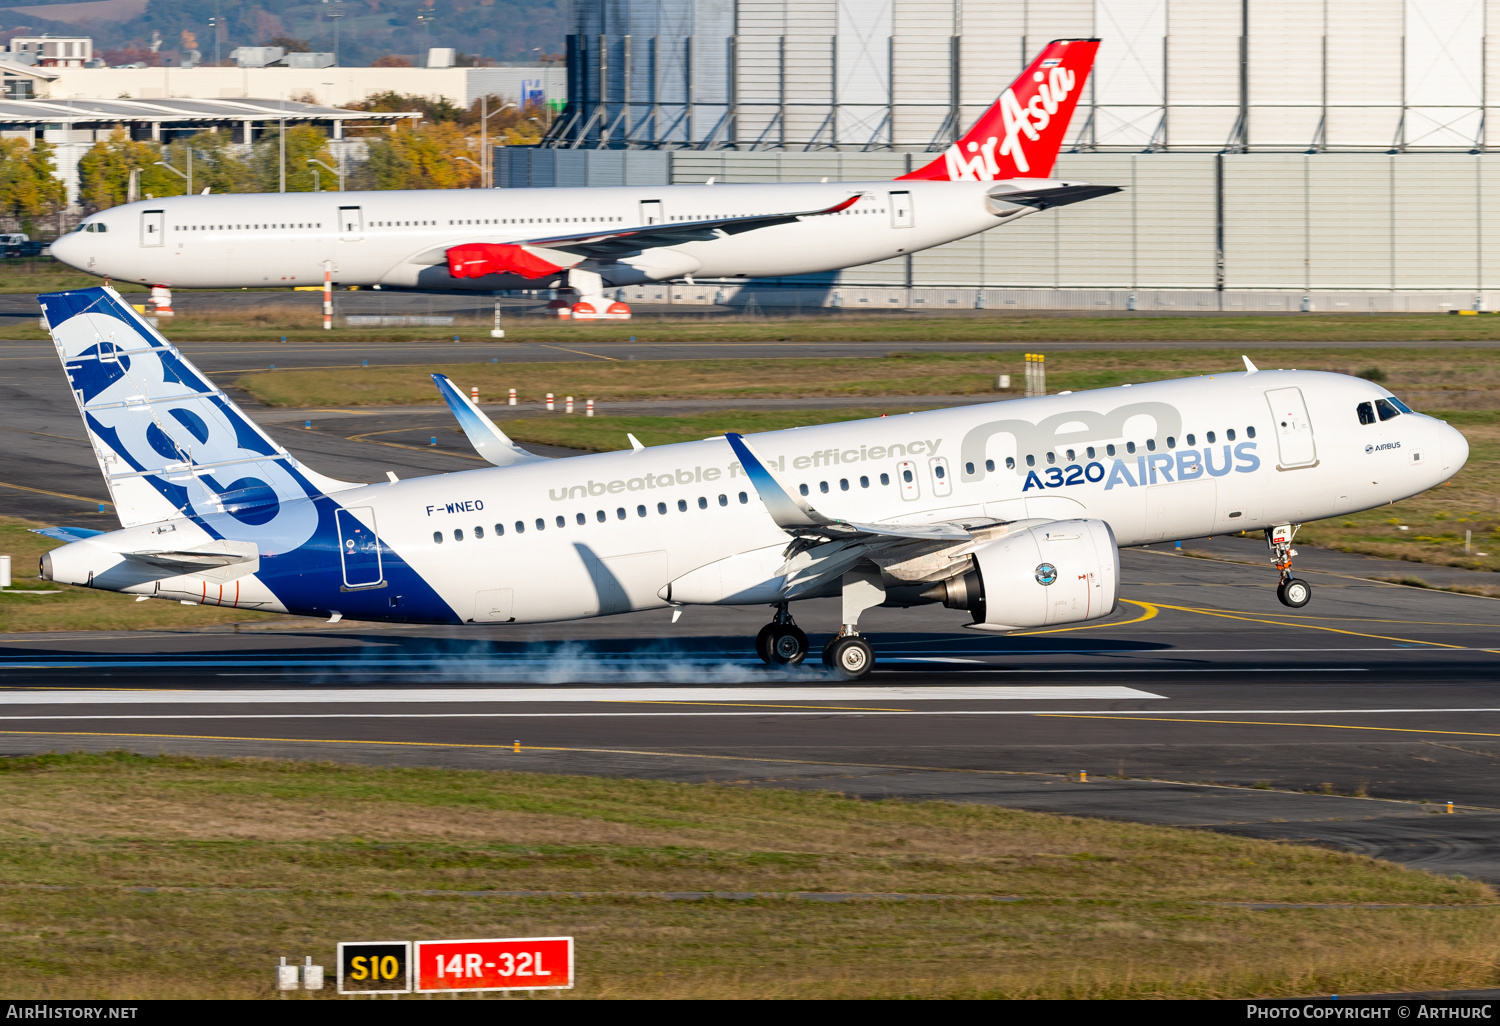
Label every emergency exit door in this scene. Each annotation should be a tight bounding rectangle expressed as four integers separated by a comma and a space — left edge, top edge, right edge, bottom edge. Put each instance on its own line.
889, 191, 913, 227
1265, 387, 1318, 468
339, 205, 363, 241
639, 200, 663, 224
336, 507, 383, 588
140, 209, 163, 247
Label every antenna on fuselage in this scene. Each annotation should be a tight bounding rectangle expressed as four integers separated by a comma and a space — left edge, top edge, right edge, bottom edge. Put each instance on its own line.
1242, 355, 1259, 374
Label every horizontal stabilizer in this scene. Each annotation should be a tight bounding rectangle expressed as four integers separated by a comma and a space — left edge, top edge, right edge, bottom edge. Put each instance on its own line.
987, 182, 1122, 211
30, 526, 105, 544
431, 373, 550, 467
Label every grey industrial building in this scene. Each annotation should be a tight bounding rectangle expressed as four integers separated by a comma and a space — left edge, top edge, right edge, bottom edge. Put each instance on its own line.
507, 0, 1500, 311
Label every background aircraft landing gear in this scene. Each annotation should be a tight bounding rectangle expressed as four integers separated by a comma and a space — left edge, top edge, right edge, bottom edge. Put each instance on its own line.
1277, 578, 1312, 608
1265, 524, 1311, 608
755, 604, 807, 665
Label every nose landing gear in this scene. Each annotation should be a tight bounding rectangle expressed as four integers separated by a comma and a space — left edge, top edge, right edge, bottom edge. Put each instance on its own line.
755, 603, 808, 665
1266, 523, 1312, 608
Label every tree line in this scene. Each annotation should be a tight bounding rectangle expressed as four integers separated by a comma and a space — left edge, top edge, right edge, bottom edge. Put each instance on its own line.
0, 94, 551, 229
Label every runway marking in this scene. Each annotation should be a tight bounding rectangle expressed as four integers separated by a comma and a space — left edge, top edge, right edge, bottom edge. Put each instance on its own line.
613, 701, 914, 711
0, 685, 1165, 705
5, 706, 1500, 720
345, 427, 485, 460
0, 480, 111, 507
1013, 599, 1160, 635
1148, 602, 1490, 651
1042, 714, 1500, 740
536, 343, 620, 362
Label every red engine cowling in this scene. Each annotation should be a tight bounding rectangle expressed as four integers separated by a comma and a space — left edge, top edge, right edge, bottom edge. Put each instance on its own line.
926, 519, 1120, 630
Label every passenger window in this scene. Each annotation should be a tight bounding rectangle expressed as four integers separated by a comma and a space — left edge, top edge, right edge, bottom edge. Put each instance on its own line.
515, 521, 525, 534
597, 510, 606, 522
819, 481, 829, 493
965, 462, 974, 475
986, 459, 996, 471
658, 502, 668, 514
1185, 435, 1195, 446
1045, 452, 1055, 464
1025, 454, 1035, 467
1146, 439, 1156, 451
1207, 431, 1216, 443
1227, 429, 1237, 441
637, 505, 647, 517
1086, 447, 1096, 459
617, 507, 627, 519
879, 473, 890, 485
494, 523, 504, 536
718, 494, 728, 506
902, 469, 913, 483
739, 491, 748, 503
678, 499, 687, 512
1246, 426, 1256, 438
1106, 444, 1116, 456
859, 476, 869, 488
454, 529, 463, 541
697, 497, 707, 509
799, 484, 809, 496
934, 465, 946, 478
535, 518, 545, 531
1126, 442, 1136, 454
839, 478, 850, 490
1375, 398, 1400, 421
433, 531, 443, 544
474, 526, 484, 539
1166, 437, 1175, 449
576, 512, 586, 524
1065, 450, 1075, 462
1005, 457, 1015, 469
556, 516, 565, 528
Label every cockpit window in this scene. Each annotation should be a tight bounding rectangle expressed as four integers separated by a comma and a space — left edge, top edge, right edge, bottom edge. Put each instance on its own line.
1387, 395, 1414, 414
1374, 398, 1401, 421
1356, 401, 1376, 425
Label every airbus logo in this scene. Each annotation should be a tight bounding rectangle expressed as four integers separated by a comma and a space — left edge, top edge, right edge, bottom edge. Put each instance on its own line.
1366, 441, 1402, 453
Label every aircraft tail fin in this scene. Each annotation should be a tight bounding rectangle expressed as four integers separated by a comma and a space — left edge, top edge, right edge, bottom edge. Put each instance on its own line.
39, 286, 359, 529
897, 38, 1099, 183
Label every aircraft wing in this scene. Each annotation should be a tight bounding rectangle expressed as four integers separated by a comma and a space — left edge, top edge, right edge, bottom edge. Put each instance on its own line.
432, 374, 551, 467
502, 194, 863, 259
724, 432, 971, 543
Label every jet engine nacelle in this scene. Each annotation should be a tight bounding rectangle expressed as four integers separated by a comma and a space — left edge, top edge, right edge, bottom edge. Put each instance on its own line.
925, 519, 1120, 630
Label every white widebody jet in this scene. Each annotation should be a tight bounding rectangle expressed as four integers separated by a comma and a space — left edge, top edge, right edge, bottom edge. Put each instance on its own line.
48, 40, 1117, 318
36, 287, 1469, 678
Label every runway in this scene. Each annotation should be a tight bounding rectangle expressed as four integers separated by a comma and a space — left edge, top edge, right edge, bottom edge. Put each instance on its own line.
3, 538, 1500, 881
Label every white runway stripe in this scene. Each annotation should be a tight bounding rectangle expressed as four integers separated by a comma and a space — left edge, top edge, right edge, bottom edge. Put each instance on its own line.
0, 685, 1163, 706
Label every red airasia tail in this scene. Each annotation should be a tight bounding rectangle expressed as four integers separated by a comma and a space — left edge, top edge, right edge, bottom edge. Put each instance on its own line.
52, 39, 1116, 319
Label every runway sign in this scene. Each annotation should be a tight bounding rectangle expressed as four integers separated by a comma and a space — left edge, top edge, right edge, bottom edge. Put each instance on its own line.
337, 941, 411, 994
415, 936, 574, 992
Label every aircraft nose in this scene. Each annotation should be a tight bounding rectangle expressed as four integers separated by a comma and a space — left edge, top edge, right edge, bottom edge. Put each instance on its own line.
1441, 422, 1470, 476
48, 231, 84, 270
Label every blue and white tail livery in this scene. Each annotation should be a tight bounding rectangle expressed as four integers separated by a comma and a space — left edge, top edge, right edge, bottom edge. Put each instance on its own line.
35, 286, 1469, 678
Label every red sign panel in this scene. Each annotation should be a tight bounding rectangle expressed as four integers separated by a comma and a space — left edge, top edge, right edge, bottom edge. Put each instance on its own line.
414, 936, 573, 992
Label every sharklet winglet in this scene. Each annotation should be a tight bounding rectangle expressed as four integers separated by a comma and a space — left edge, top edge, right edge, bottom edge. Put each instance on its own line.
723, 432, 827, 530
431, 373, 549, 467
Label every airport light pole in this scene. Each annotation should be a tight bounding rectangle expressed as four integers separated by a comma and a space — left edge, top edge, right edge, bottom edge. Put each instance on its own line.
325, 2, 343, 66
153, 150, 191, 196
307, 157, 341, 191
456, 155, 483, 187
479, 100, 515, 189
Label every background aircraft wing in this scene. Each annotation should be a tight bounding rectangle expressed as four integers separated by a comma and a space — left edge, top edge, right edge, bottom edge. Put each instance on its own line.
511, 194, 863, 258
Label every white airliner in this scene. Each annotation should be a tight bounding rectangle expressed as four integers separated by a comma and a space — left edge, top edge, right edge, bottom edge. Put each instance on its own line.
35, 286, 1468, 678
49, 40, 1117, 318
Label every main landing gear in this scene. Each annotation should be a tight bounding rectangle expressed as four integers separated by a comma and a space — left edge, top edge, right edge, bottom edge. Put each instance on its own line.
1266, 523, 1312, 608
755, 604, 808, 665
754, 569, 887, 680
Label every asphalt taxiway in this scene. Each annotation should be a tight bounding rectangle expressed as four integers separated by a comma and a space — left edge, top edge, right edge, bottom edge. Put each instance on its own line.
2, 539, 1499, 880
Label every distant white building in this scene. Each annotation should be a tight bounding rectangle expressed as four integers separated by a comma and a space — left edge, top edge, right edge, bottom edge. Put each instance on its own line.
7, 36, 94, 69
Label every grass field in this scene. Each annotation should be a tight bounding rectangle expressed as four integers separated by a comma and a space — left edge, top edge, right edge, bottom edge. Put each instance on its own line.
0, 751, 1495, 1000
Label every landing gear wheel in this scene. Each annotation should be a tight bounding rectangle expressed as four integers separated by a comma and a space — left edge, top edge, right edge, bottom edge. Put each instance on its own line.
1277, 578, 1312, 608
824, 635, 874, 680
756, 623, 808, 665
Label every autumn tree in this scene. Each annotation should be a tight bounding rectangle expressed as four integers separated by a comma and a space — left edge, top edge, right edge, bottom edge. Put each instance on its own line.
0, 138, 67, 231
359, 121, 480, 190
251, 123, 336, 192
